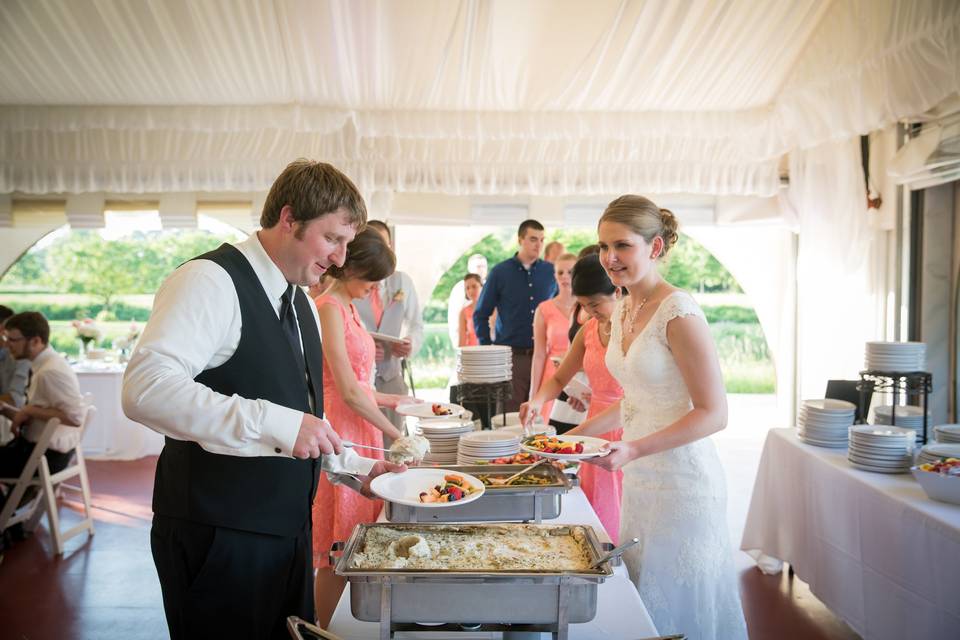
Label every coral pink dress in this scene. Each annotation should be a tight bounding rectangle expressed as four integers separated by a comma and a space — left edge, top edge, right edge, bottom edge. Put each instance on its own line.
459, 302, 479, 347
579, 317, 624, 543
312, 294, 383, 567
537, 299, 572, 419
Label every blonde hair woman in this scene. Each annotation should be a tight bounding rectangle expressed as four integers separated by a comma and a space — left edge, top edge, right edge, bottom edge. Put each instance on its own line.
570, 195, 747, 639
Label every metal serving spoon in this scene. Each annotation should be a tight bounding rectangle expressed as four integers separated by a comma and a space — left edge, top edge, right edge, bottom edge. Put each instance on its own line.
590, 537, 641, 569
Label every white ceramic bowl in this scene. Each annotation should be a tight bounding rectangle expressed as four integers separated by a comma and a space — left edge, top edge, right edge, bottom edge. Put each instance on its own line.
911, 466, 960, 505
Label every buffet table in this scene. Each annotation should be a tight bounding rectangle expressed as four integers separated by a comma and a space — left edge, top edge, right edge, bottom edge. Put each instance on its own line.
73, 362, 164, 460
327, 486, 658, 639
741, 428, 960, 639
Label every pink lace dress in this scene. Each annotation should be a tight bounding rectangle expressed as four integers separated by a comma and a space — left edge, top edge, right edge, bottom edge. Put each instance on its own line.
579, 317, 624, 543
537, 299, 572, 419
312, 294, 383, 567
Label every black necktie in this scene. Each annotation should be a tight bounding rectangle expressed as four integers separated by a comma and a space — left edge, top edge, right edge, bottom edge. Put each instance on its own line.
280, 285, 306, 374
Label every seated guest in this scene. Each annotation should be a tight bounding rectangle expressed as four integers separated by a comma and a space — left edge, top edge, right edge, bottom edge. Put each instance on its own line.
0, 305, 30, 411
0, 312, 85, 501
312, 228, 417, 565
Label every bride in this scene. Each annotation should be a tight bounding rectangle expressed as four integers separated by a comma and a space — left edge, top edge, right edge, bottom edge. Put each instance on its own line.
567, 195, 748, 639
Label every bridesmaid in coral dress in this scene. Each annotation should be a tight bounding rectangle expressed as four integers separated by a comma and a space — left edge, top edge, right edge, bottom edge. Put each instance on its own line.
520, 254, 623, 542
530, 253, 577, 420
312, 229, 417, 566
458, 273, 482, 347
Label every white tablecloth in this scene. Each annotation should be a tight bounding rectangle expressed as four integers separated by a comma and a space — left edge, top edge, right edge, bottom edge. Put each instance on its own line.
74, 363, 164, 460
741, 428, 960, 639
327, 487, 658, 639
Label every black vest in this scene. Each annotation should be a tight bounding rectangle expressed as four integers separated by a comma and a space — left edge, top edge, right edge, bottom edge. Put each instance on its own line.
152, 243, 325, 536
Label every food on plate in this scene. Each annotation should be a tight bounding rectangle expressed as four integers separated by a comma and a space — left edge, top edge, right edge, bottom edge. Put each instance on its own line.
388, 435, 430, 465
477, 473, 553, 487
350, 524, 594, 570
431, 403, 453, 416
484, 452, 572, 471
418, 473, 480, 503
918, 457, 960, 476
523, 434, 585, 455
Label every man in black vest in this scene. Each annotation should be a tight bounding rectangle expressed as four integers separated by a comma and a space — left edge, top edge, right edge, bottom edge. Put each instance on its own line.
122, 160, 404, 639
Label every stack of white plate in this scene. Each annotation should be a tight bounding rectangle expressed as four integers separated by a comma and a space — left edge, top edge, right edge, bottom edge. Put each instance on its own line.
797, 399, 856, 447
916, 442, 960, 465
873, 405, 928, 443
934, 424, 960, 443
864, 341, 926, 372
457, 430, 520, 464
458, 345, 512, 383
848, 425, 916, 473
415, 419, 475, 466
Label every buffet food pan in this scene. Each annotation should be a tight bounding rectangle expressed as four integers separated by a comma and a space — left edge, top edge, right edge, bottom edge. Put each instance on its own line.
331, 523, 614, 627
382, 463, 572, 523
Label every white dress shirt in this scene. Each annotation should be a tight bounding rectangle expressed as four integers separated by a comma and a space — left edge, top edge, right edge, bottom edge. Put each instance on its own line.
22, 346, 86, 453
354, 270, 423, 382
122, 233, 375, 477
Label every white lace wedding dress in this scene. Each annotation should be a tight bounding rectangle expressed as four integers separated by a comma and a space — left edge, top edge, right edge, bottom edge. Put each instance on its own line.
605, 291, 747, 640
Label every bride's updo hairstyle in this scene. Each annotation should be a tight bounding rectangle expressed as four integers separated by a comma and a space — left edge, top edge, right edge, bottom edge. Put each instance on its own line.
327, 227, 396, 282
599, 195, 679, 259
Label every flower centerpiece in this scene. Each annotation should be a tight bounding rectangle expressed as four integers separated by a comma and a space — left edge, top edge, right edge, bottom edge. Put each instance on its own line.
72, 318, 103, 358
114, 323, 141, 360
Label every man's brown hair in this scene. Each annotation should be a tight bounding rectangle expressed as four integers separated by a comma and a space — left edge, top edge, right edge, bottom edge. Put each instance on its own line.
5, 311, 50, 345
260, 159, 367, 234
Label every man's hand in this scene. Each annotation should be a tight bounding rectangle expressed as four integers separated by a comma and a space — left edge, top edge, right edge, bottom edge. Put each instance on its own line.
360, 460, 407, 498
390, 339, 413, 358
9, 406, 31, 436
374, 341, 385, 362
292, 414, 343, 459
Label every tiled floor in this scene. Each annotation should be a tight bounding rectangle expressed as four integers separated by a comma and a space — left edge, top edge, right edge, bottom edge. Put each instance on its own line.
0, 401, 861, 639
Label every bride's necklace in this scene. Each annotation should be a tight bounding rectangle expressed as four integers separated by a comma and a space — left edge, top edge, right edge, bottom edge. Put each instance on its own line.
620, 297, 648, 336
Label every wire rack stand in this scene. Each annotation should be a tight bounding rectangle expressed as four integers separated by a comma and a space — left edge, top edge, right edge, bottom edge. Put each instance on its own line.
451, 380, 513, 430
857, 370, 933, 444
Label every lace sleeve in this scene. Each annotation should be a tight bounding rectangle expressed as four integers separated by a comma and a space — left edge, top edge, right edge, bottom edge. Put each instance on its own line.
656, 292, 706, 344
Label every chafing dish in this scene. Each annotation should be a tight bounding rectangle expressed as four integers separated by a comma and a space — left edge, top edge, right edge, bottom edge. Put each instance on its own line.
382, 463, 573, 523
331, 523, 614, 640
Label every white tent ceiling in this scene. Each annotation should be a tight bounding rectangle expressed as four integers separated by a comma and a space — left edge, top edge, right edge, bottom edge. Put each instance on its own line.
0, 0, 957, 196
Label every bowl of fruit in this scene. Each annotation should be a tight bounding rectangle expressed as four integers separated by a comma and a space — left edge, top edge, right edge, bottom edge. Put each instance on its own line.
911, 457, 960, 505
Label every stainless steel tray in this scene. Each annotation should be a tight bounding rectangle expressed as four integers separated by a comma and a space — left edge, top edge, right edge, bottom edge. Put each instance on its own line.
382, 463, 573, 523
331, 523, 613, 636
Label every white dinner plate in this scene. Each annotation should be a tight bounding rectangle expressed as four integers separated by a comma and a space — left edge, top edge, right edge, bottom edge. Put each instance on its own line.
520, 435, 611, 460
397, 402, 466, 419
369, 331, 408, 345
369, 468, 485, 508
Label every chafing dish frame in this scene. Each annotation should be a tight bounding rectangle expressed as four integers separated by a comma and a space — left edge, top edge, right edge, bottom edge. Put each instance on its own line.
382, 463, 573, 524
331, 523, 614, 640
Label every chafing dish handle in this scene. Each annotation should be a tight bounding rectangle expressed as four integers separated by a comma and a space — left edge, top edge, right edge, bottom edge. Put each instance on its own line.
285, 616, 346, 640
328, 541, 345, 568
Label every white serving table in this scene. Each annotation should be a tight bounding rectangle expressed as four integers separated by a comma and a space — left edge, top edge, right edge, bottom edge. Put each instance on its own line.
326, 486, 658, 639
741, 428, 960, 639
73, 361, 164, 460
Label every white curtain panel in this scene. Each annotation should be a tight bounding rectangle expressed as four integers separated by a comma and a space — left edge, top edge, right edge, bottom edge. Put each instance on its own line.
790, 137, 888, 401
0, 0, 957, 195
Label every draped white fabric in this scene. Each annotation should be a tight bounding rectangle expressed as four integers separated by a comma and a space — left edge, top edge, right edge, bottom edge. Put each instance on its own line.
0, 0, 957, 195
790, 137, 888, 400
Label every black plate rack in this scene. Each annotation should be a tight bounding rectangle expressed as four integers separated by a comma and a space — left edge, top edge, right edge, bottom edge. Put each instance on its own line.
857, 370, 933, 444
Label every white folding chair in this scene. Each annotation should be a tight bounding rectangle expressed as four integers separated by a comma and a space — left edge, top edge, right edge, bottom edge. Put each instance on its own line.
0, 405, 97, 555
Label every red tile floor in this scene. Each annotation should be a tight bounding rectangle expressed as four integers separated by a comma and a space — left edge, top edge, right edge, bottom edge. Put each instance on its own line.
0, 456, 860, 639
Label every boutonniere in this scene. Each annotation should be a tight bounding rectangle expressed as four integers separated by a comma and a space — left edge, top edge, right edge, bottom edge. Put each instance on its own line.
392, 289, 405, 303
